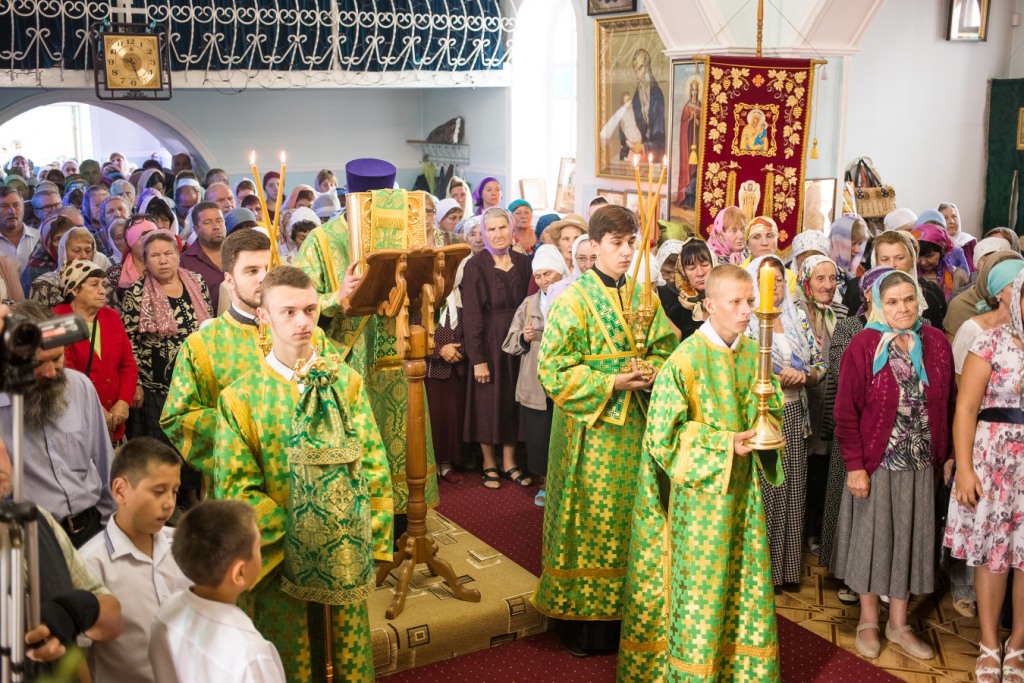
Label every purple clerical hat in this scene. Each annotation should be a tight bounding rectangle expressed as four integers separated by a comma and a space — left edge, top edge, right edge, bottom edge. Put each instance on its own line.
345, 158, 397, 193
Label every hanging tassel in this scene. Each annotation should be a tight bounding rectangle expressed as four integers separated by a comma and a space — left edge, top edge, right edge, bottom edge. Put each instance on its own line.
763, 171, 775, 217
726, 170, 737, 207
688, 143, 698, 165
810, 138, 819, 160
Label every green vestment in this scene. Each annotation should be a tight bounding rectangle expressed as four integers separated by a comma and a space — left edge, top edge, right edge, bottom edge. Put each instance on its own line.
617, 330, 784, 683
294, 216, 439, 513
532, 269, 677, 621
215, 359, 393, 683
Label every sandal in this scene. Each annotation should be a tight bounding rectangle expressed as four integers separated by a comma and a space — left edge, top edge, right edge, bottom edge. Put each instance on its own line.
500, 466, 532, 487
837, 587, 859, 605
976, 641, 1002, 683
854, 622, 880, 659
1004, 638, 1024, 683
885, 623, 934, 660
482, 468, 501, 489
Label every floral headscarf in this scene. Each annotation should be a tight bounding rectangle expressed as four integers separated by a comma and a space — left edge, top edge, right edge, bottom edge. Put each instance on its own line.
674, 238, 716, 320
828, 216, 866, 277
747, 255, 813, 370
707, 206, 746, 265
790, 230, 831, 266
798, 255, 839, 336
865, 269, 928, 385
1010, 269, 1024, 344
912, 222, 957, 300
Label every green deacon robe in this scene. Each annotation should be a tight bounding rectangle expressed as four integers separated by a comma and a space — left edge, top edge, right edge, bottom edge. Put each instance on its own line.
215, 359, 393, 683
160, 310, 333, 485
294, 216, 439, 513
617, 328, 784, 683
532, 268, 677, 621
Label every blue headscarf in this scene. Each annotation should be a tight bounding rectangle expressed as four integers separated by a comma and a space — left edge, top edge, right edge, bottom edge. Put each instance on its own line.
865, 269, 928, 385
975, 259, 1024, 312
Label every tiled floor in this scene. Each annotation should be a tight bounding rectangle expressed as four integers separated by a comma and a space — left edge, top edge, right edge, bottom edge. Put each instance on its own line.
782, 551, 991, 682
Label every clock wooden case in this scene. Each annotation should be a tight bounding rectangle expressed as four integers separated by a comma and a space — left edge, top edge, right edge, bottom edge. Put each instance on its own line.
92, 24, 172, 101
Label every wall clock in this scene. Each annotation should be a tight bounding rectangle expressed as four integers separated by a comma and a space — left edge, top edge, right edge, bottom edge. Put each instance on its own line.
92, 24, 172, 101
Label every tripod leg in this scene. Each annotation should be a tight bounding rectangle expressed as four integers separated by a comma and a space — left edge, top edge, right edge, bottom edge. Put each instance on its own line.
422, 536, 480, 603
374, 533, 409, 586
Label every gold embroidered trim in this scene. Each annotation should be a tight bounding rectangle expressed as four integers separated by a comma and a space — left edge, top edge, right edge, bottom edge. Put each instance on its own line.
555, 366, 587, 406
619, 638, 667, 653
667, 643, 779, 675
580, 350, 635, 361
542, 564, 627, 579
281, 577, 374, 606
285, 444, 362, 465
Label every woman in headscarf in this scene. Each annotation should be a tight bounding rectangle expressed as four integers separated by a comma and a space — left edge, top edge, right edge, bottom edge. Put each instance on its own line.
918, 209, 971, 275
653, 239, 685, 334
985, 227, 1021, 254
234, 178, 256, 205
120, 230, 212, 505
20, 214, 73, 295
790, 229, 832, 275
747, 255, 826, 589
945, 268, 1024, 682
473, 177, 502, 215
456, 215, 485, 254
829, 216, 868, 301
62, 184, 84, 212
741, 216, 798, 294
945, 249, 1022, 341
503, 244, 569, 505
831, 269, 955, 662
134, 168, 165, 198
795, 254, 847, 555
137, 191, 179, 235
282, 184, 315, 212
434, 197, 464, 245
461, 207, 532, 489
508, 199, 537, 254
670, 238, 715, 342
706, 205, 747, 265
82, 184, 109, 236
913, 223, 969, 301
864, 230, 948, 329
426, 258, 471, 484
105, 216, 158, 308
546, 233, 595, 302
54, 259, 138, 443
820, 266, 893, 601
29, 227, 107, 308
263, 171, 281, 224
938, 202, 976, 273
446, 175, 471, 215
950, 259, 1024, 376
110, 178, 136, 211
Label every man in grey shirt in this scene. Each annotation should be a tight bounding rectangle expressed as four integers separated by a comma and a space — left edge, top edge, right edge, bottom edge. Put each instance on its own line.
0, 301, 114, 547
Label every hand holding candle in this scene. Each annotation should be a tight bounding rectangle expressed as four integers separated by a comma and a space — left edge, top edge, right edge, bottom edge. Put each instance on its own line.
758, 261, 776, 313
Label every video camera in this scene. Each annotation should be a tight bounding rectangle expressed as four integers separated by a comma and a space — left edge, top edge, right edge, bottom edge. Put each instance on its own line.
0, 312, 88, 393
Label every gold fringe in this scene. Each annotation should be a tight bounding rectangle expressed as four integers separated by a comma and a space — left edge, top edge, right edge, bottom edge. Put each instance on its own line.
725, 170, 737, 208
763, 171, 775, 218
281, 577, 374, 606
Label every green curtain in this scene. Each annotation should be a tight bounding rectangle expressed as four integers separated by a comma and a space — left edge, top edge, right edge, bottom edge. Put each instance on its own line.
984, 78, 1024, 234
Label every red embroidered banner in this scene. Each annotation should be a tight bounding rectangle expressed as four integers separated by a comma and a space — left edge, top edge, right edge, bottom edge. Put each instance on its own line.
695, 56, 816, 253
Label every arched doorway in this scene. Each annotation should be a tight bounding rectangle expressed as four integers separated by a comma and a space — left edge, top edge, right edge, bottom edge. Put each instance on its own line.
510, 0, 579, 210
0, 91, 215, 173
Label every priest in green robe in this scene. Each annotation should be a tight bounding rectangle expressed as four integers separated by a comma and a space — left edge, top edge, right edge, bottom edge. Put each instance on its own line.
617, 263, 784, 682
294, 159, 439, 536
215, 266, 393, 683
534, 205, 677, 656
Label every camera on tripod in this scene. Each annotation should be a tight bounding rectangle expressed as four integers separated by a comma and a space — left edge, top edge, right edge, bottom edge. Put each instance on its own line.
0, 313, 89, 393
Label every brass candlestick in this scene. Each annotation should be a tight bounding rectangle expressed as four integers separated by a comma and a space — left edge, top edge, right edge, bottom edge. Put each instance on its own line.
745, 309, 785, 450
622, 302, 656, 380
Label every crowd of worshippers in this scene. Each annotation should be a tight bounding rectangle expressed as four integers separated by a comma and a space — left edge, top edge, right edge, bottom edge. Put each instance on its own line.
2, 148, 1024, 682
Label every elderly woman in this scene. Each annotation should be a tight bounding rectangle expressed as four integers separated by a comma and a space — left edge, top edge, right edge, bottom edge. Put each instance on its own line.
945, 269, 1024, 682
831, 269, 955, 661
106, 216, 158, 308
794, 254, 847, 553
462, 207, 532, 489
790, 229, 832, 275
427, 259, 471, 484
748, 255, 826, 589
97, 195, 130, 253
457, 216, 485, 255
547, 233, 596, 302
30, 227, 104, 307
829, 216, 868, 302
20, 214, 73, 295
473, 177, 502, 215
914, 223, 969, 301
53, 260, 138, 443
82, 185, 109, 233
121, 231, 212, 503
707, 205, 747, 265
503, 244, 568, 504
508, 199, 536, 254
547, 215, 587, 273
110, 179, 136, 213
667, 238, 715, 341
939, 202, 976, 273
852, 229, 947, 329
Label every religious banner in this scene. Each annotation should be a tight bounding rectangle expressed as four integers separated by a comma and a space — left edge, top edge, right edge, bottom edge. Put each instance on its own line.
695, 56, 816, 253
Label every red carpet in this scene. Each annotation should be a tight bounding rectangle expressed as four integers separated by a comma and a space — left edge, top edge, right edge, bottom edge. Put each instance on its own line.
380, 476, 899, 682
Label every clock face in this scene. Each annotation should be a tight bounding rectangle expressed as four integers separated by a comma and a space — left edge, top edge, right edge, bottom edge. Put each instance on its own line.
102, 34, 162, 90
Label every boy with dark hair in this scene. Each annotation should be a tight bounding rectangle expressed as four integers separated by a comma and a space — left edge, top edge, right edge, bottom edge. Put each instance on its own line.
534, 204, 677, 656
79, 437, 191, 683
149, 500, 285, 683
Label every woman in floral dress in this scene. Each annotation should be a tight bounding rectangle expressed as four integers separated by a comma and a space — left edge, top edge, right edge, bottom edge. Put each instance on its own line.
946, 268, 1024, 683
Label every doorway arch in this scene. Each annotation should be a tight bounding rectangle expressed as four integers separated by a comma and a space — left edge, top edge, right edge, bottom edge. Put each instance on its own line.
0, 90, 217, 172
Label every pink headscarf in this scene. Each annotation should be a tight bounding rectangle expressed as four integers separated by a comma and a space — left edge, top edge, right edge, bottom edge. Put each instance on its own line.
707, 206, 746, 265
118, 219, 158, 288
283, 184, 315, 211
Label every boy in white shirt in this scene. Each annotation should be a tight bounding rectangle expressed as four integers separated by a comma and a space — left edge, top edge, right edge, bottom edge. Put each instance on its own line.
79, 437, 192, 682
149, 500, 285, 683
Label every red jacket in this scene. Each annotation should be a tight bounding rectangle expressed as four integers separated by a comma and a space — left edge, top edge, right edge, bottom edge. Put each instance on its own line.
53, 304, 138, 442
834, 325, 955, 476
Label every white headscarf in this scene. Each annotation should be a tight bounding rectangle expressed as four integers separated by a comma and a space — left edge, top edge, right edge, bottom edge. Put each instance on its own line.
654, 239, 684, 276
746, 255, 813, 369
435, 197, 462, 228
569, 233, 591, 277
439, 257, 469, 330
533, 244, 569, 318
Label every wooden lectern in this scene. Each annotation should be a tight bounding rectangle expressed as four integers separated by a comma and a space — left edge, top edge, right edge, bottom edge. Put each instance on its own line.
341, 190, 480, 619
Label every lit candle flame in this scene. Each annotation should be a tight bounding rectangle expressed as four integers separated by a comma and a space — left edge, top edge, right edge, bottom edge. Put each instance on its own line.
647, 153, 653, 164
280, 151, 286, 163
249, 150, 255, 165
662, 155, 668, 166
633, 154, 639, 168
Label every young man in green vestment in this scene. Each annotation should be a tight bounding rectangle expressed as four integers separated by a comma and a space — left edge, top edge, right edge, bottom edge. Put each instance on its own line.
294, 158, 439, 547
534, 205, 677, 656
160, 228, 273, 485
214, 266, 393, 683
617, 264, 784, 682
